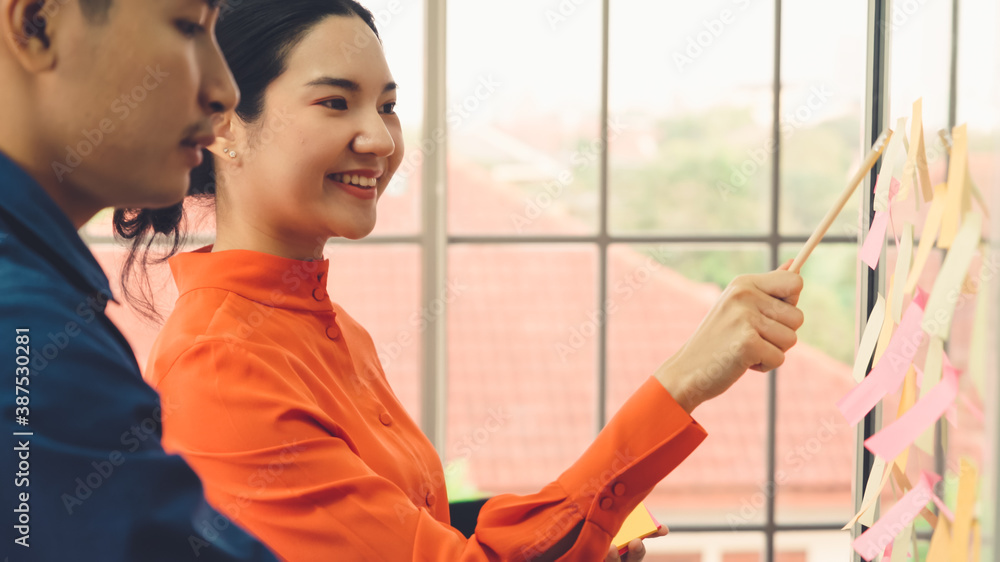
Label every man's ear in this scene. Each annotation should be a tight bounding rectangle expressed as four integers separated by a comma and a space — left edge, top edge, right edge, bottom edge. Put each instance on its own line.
2, 0, 59, 73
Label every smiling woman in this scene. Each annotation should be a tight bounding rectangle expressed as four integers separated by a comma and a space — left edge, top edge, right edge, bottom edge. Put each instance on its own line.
111, 1, 808, 561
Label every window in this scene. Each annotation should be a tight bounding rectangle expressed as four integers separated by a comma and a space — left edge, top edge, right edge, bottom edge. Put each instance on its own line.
82, 0, 999, 559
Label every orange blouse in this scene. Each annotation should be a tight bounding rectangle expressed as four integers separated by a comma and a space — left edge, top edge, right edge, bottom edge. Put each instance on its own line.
146, 247, 708, 561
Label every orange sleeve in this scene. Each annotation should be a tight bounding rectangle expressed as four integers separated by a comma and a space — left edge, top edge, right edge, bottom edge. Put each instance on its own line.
157, 341, 706, 562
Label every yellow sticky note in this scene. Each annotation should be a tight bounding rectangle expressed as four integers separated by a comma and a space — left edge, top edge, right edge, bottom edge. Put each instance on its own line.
899, 99, 933, 203
972, 519, 981, 562
926, 516, 952, 562
905, 184, 947, 295
922, 212, 982, 340
894, 366, 918, 471
951, 458, 978, 561
914, 103, 934, 202
968, 172, 990, 218
939, 124, 968, 248
612, 502, 661, 553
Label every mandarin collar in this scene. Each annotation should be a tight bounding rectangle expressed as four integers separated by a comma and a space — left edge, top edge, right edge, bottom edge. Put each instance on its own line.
0, 150, 113, 300
169, 246, 333, 312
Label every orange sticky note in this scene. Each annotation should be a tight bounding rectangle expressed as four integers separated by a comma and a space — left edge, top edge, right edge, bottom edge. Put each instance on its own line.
905, 184, 947, 295
939, 124, 968, 248
926, 516, 951, 562
894, 366, 918, 471
612, 502, 662, 554
951, 458, 978, 561
898, 99, 934, 203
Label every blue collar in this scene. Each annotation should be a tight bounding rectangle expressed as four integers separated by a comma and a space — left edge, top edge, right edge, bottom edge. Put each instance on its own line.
0, 150, 113, 300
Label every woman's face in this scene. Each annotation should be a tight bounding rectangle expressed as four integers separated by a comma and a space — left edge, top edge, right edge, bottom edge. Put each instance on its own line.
222, 15, 403, 249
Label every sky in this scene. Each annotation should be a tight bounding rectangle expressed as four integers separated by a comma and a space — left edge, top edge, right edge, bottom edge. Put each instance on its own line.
362, 0, 997, 133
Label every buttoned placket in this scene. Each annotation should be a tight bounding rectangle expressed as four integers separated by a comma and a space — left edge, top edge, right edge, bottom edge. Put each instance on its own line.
314, 272, 341, 340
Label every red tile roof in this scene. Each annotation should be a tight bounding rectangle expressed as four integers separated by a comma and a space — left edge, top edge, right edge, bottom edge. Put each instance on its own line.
87, 153, 988, 521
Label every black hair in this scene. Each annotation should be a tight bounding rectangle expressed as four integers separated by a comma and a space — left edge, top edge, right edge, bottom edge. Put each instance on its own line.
113, 0, 380, 321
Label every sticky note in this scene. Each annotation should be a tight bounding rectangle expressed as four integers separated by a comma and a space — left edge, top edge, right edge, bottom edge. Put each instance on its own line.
852, 471, 940, 560
939, 124, 968, 248
890, 224, 914, 324
889, 522, 913, 562
894, 366, 918, 471
843, 455, 889, 529
839, 299, 927, 426
888, 464, 944, 528
874, 277, 897, 364
922, 212, 983, 340
862, 211, 890, 269
874, 124, 907, 212
898, 99, 934, 203
972, 520, 981, 562
916, 336, 945, 453
969, 269, 989, 399
926, 516, 951, 561
853, 294, 887, 383
612, 502, 661, 554
951, 459, 978, 561
905, 184, 947, 295
864, 361, 958, 460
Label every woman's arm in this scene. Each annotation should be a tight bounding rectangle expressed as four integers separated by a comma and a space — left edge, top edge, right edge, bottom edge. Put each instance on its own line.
155, 341, 705, 562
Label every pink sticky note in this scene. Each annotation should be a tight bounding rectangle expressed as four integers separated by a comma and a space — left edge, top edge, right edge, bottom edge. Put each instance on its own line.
862, 211, 890, 269
961, 393, 985, 424
889, 177, 901, 201
864, 365, 959, 460
853, 472, 941, 560
838, 300, 927, 426
931, 493, 955, 522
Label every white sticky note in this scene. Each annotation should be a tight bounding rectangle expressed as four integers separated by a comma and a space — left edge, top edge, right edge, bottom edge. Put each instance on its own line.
841, 455, 889, 529
874, 119, 908, 212
916, 336, 944, 454
853, 294, 888, 383
891, 224, 914, 324
922, 212, 983, 340
969, 263, 989, 399
890, 522, 914, 562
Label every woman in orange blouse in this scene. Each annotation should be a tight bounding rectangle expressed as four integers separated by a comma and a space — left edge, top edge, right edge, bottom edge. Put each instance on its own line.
115, 1, 805, 560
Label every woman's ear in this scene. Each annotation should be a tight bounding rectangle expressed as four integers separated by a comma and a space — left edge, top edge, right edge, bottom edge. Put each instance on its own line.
207, 111, 239, 160
3, 0, 59, 72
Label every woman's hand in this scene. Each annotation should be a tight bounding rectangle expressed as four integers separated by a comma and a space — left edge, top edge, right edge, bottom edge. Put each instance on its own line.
604, 526, 669, 562
654, 262, 805, 413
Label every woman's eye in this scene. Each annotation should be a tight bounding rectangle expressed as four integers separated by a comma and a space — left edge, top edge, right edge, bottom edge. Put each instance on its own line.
176, 20, 205, 38
381, 102, 397, 115
321, 99, 348, 110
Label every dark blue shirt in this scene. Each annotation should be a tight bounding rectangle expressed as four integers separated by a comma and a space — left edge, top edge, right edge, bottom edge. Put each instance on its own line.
0, 152, 277, 561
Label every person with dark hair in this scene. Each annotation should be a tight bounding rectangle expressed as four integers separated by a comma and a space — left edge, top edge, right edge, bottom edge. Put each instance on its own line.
121, 1, 805, 561
0, 0, 278, 559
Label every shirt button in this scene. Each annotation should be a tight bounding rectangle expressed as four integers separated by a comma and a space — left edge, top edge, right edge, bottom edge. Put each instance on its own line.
312, 287, 327, 301
600, 497, 614, 511
612, 482, 626, 497
379, 412, 393, 426
325, 325, 340, 340
425, 492, 436, 507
